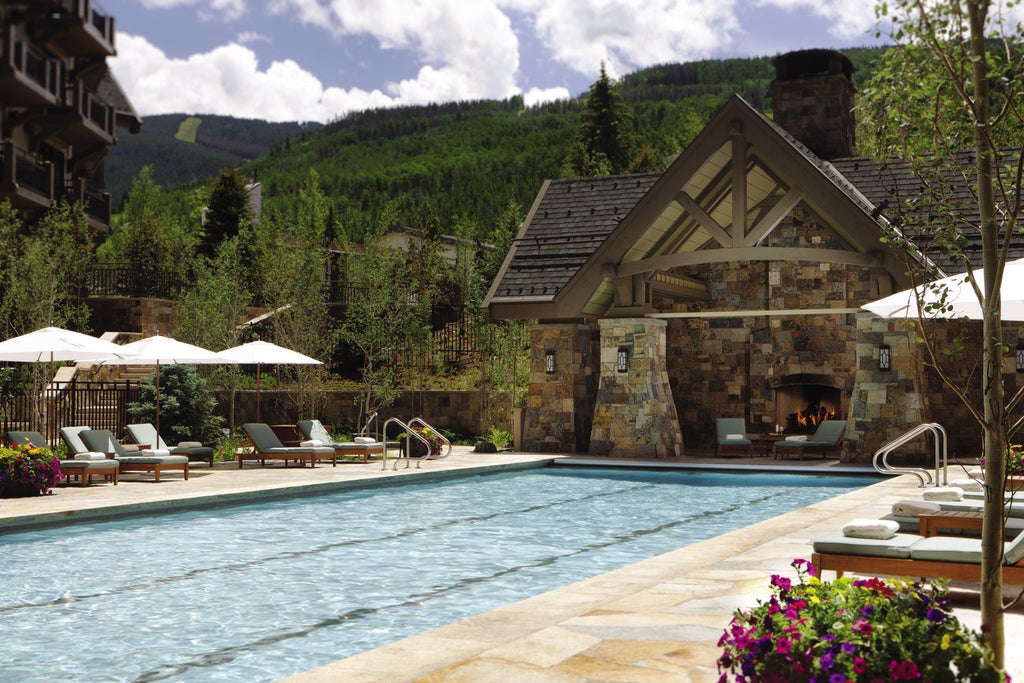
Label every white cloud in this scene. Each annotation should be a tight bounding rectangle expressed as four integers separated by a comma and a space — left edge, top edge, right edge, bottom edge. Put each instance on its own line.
111, 34, 397, 122
755, 0, 878, 42
138, 0, 247, 22
236, 31, 271, 45
523, 86, 571, 107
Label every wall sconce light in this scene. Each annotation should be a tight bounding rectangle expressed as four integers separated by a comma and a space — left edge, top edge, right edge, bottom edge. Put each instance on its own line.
1016, 341, 1024, 373
545, 350, 555, 374
617, 346, 631, 373
878, 344, 891, 372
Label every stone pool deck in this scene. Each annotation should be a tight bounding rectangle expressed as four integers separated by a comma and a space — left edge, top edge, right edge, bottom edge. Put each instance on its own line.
3, 448, 1023, 682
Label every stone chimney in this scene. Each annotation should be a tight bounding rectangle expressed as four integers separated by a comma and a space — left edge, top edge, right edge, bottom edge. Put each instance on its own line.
770, 49, 856, 160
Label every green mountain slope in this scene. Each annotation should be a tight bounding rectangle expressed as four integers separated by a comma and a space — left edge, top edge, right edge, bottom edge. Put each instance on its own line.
105, 114, 320, 208
106, 48, 885, 241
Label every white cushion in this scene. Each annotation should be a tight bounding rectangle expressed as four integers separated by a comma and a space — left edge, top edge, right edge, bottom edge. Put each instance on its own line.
177, 441, 203, 448
842, 518, 900, 540
923, 486, 964, 501
300, 439, 323, 447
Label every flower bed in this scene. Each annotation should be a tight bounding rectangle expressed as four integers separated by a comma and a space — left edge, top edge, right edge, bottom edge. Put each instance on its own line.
718, 559, 1007, 682
399, 425, 444, 457
0, 440, 63, 497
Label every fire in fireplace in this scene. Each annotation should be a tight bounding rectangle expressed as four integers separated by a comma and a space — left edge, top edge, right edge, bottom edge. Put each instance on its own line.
773, 376, 842, 434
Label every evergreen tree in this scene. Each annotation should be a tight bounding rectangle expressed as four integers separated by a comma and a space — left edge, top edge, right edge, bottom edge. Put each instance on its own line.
563, 64, 637, 177
200, 167, 252, 257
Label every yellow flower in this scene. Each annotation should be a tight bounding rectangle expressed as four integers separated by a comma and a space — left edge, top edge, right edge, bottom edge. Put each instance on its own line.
941, 634, 951, 651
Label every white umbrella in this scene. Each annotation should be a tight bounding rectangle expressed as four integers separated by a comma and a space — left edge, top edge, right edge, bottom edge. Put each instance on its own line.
217, 340, 322, 421
864, 258, 1024, 321
100, 335, 236, 439
0, 326, 132, 363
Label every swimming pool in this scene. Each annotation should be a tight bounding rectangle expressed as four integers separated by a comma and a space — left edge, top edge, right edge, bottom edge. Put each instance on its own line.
0, 467, 876, 682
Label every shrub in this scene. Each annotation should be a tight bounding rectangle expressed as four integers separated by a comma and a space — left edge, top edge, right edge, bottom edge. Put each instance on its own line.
717, 559, 1007, 682
0, 441, 63, 497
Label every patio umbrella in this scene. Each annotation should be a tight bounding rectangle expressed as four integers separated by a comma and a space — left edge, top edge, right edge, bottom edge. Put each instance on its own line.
863, 258, 1024, 321
100, 336, 236, 439
0, 326, 132, 363
217, 340, 322, 421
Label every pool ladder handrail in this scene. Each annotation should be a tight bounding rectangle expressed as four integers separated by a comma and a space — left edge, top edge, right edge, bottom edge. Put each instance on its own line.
407, 417, 451, 459
381, 417, 433, 470
872, 422, 948, 487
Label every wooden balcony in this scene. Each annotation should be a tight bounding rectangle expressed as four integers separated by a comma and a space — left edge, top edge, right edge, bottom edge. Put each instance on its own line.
0, 26, 63, 106
44, 0, 115, 57
35, 79, 115, 146
0, 140, 54, 211
64, 176, 111, 233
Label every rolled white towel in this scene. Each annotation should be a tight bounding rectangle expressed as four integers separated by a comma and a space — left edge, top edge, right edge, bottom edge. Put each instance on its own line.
923, 486, 964, 501
784, 435, 808, 442
353, 436, 377, 444
842, 518, 900, 540
724, 433, 745, 440
300, 439, 323, 447
122, 444, 140, 453
141, 448, 171, 456
177, 441, 203, 448
74, 452, 107, 461
891, 499, 942, 517
950, 477, 984, 492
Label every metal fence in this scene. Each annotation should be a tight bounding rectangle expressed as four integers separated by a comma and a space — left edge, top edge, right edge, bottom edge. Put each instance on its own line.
1, 380, 140, 448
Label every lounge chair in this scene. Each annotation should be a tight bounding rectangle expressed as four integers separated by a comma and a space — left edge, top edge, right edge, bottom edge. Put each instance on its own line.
7, 430, 118, 487
715, 418, 752, 457
296, 419, 385, 463
126, 423, 215, 467
80, 429, 189, 482
239, 423, 336, 468
773, 420, 846, 460
811, 526, 1024, 583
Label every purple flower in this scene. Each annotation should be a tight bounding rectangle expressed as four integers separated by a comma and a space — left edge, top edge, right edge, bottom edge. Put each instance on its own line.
830, 675, 847, 683
861, 604, 875, 618
771, 574, 792, 591
840, 641, 856, 655
926, 608, 945, 623
819, 651, 835, 671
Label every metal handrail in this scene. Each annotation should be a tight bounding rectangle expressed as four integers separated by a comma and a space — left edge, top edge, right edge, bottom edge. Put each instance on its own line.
407, 417, 451, 459
380, 417, 432, 470
872, 422, 948, 487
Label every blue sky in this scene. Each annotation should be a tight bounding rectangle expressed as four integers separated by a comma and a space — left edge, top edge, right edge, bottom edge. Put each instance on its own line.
103, 0, 889, 123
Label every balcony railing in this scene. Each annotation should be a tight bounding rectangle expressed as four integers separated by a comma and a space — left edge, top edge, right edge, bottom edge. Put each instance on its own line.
65, 80, 115, 141
0, 26, 63, 104
0, 141, 54, 202
86, 263, 188, 299
50, 0, 115, 56
64, 179, 110, 226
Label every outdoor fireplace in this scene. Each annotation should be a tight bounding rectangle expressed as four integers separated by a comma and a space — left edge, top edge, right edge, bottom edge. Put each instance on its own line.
772, 374, 842, 434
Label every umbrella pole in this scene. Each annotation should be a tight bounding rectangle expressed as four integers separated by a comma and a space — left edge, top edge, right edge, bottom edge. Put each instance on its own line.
154, 361, 161, 444
256, 363, 261, 422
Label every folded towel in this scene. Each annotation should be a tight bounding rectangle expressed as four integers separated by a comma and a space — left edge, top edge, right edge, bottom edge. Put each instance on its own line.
353, 436, 376, 444
784, 435, 808, 442
74, 452, 107, 461
950, 477, 984, 492
300, 439, 323, 447
842, 518, 900, 539
141, 448, 171, 456
891, 499, 942, 516
923, 486, 964, 501
724, 433, 744, 440
177, 441, 203, 448
122, 444, 140, 453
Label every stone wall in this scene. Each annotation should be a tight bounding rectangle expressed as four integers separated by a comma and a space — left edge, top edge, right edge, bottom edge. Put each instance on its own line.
86, 297, 177, 336
590, 318, 684, 458
521, 323, 599, 453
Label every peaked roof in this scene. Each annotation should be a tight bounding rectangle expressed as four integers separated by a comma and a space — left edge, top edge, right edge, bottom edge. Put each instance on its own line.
485, 95, 913, 322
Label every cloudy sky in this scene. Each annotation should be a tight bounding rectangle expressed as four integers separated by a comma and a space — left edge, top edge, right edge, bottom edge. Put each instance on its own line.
104, 0, 888, 124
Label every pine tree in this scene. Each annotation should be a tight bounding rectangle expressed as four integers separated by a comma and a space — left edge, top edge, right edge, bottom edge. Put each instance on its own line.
563, 64, 637, 177
199, 167, 252, 257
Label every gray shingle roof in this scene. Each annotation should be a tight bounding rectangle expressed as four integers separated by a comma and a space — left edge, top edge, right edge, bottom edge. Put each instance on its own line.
491, 174, 659, 299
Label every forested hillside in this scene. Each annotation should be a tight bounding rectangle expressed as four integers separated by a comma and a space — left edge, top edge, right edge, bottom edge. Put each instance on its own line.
108, 48, 885, 243
105, 115, 320, 208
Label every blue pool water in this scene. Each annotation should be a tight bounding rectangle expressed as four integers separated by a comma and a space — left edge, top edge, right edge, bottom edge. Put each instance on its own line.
0, 467, 876, 682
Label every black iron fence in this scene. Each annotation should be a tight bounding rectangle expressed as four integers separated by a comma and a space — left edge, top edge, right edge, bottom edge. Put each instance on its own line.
86, 263, 188, 299
1, 380, 140, 448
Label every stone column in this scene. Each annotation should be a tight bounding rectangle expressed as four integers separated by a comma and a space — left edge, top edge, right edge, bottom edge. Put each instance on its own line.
521, 323, 599, 453
589, 318, 685, 458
